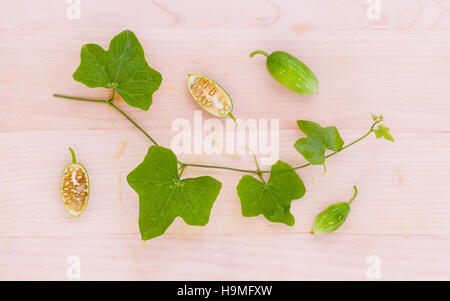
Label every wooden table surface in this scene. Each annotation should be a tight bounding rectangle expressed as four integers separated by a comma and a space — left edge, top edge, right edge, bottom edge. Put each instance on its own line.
1, 0, 450, 280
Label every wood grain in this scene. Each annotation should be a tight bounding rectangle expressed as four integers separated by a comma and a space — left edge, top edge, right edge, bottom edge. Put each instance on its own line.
1, 0, 449, 280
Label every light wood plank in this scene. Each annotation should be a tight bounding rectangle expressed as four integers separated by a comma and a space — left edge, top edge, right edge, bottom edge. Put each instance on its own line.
1, 0, 449, 280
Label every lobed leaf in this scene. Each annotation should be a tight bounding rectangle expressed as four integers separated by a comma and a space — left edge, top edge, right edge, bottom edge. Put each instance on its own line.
73, 30, 162, 110
294, 120, 344, 165
374, 124, 394, 142
127, 146, 222, 240
237, 161, 306, 226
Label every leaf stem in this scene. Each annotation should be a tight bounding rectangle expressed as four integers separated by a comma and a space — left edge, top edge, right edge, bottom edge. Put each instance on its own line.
178, 165, 186, 177
110, 89, 116, 102
253, 154, 265, 182
108, 102, 159, 146
53, 93, 159, 146
53, 94, 109, 104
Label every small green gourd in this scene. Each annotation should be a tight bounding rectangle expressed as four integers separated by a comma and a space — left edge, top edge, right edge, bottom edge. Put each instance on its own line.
312, 186, 358, 234
250, 50, 319, 95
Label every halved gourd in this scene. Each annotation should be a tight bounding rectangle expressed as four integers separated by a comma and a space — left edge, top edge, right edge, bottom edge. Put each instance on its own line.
60, 148, 89, 217
187, 74, 236, 123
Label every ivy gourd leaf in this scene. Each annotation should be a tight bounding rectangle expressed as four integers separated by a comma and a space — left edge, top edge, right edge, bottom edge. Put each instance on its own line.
127, 146, 222, 240
294, 120, 344, 165
374, 124, 394, 142
371, 114, 379, 122
237, 161, 306, 226
73, 30, 162, 110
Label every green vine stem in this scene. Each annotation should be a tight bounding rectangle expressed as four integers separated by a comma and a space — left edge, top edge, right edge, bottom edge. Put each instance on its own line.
54, 94, 159, 146
53, 93, 380, 175
53, 94, 109, 104
108, 101, 159, 146
178, 120, 380, 174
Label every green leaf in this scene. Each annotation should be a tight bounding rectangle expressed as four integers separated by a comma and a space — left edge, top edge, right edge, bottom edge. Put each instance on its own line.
374, 124, 394, 142
237, 161, 306, 226
127, 146, 222, 240
371, 114, 384, 122
73, 30, 162, 110
371, 114, 379, 122
294, 120, 344, 165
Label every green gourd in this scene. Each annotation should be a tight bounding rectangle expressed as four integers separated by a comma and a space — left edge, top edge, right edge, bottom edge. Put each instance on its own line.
250, 50, 319, 95
312, 186, 358, 234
